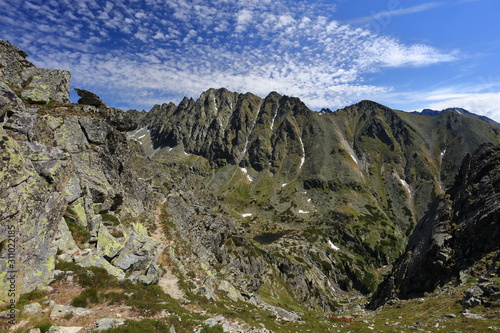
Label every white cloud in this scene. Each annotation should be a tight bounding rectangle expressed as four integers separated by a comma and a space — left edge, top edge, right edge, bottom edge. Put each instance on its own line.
236, 9, 253, 32
354, 37, 458, 70
135, 11, 146, 19
2, 0, 459, 112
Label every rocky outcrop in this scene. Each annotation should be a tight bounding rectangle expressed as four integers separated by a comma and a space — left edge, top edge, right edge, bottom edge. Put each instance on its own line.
0, 40, 159, 303
74, 88, 105, 107
0, 40, 70, 104
369, 143, 500, 309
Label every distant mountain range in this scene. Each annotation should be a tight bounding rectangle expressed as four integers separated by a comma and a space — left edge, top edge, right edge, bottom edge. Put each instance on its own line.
412, 107, 500, 128
130, 88, 500, 297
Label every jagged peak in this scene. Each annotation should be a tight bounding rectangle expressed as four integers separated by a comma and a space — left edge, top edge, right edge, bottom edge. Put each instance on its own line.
355, 99, 392, 110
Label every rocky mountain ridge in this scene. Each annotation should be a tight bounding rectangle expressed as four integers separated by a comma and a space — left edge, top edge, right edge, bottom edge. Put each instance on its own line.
132, 86, 500, 296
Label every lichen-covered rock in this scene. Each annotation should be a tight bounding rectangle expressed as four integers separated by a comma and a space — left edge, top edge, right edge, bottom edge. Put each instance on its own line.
52, 115, 89, 152
47, 327, 84, 333
78, 117, 111, 145
54, 217, 79, 254
0, 82, 25, 119
0, 40, 70, 104
96, 225, 123, 259
21, 67, 71, 104
74, 253, 126, 279
110, 223, 159, 280
0, 40, 33, 88
50, 304, 92, 318
0, 125, 66, 302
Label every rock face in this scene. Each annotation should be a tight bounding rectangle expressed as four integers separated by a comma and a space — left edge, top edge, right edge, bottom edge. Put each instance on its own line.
369, 143, 500, 309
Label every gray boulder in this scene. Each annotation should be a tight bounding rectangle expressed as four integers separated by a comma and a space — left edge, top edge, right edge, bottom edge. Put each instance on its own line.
94, 318, 125, 331
23, 302, 42, 316
50, 304, 92, 318
111, 223, 158, 272
47, 327, 84, 333
462, 286, 484, 309
74, 88, 105, 107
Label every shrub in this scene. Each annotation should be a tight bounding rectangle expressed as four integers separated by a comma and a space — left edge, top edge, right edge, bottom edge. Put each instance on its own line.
101, 213, 120, 226
17, 290, 47, 308
71, 288, 99, 307
34, 320, 53, 333
200, 324, 224, 333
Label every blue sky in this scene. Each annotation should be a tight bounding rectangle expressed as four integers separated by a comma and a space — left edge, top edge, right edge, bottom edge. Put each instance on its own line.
1, 0, 500, 121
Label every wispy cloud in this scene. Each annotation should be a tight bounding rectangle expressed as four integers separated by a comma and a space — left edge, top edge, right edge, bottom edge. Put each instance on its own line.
348, 2, 444, 25
0, 0, 458, 111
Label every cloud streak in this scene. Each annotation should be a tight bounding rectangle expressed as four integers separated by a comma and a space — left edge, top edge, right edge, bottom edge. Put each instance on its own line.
348, 2, 444, 25
0, 0, 458, 111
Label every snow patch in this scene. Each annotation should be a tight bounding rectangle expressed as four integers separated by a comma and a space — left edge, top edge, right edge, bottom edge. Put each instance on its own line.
298, 136, 306, 171
335, 128, 359, 167
281, 183, 288, 187
298, 210, 309, 214
440, 149, 446, 157
270, 105, 279, 130
349, 153, 358, 166
307, 198, 312, 203
240, 167, 253, 182
240, 107, 261, 159
241, 213, 252, 217
399, 178, 411, 194
138, 134, 146, 139
328, 239, 340, 251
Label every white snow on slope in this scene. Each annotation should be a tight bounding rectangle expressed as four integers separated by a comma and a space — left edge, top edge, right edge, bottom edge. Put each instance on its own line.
328, 239, 340, 251
240, 167, 253, 182
399, 177, 411, 195
270, 104, 279, 131
298, 135, 306, 171
241, 107, 262, 159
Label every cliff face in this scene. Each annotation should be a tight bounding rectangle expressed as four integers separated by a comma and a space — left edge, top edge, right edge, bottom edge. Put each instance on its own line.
0, 39, 165, 300
369, 143, 500, 309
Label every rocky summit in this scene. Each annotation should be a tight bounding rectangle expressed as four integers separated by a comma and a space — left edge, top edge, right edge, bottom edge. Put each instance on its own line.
1, 40, 499, 332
